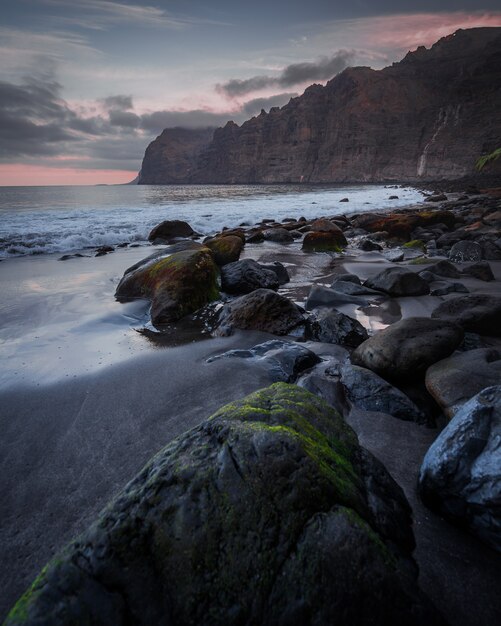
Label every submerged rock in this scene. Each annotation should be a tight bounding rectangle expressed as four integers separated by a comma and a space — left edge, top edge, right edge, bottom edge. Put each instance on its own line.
216, 289, 305, 336
4, 383, 445, 626
419, 385, 501, 553
432, 294, 501, 336
220, 259, 279, 294
351, 317, 464, 381
115, 247, 219, 326
365, 267, 429, 296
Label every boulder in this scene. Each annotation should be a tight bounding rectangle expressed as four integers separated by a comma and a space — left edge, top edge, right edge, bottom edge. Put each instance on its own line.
148, 219, 194, 242
311, 218, 343, 232
328, 280, 382, 296
216, 289, 304, 336
259, 261, 290, 284
204, 235, 244, 266
425, 348, 501, 418
115, 247, 219, 326
332, 273, 361, 285
351, 317, 464, 381
432, 294, 501, 336
207, 339, 320, 382
425, 193, 447, 202
306, 310, 369, 347
3, 384, 445, 626
364, 267, 430, 296
419, 386, 501, 553
383, 249, 405, 263
263, 227, 294, 243
462, 261, 494, 281
429, 281, 469, 296
449, 240, 483, 262
305, 285, 373, 310
425, 260, 461, 279
302, 230, 347, 252
359, 238, 383, 251
220, 259, 279, 295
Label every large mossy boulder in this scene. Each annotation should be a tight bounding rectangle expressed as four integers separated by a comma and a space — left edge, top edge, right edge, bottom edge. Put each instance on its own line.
5, 384, 444, 626
115, 246, 219, 326
204, 235, 244, 266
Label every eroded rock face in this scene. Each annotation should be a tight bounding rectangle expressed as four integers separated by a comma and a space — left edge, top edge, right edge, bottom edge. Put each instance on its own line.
139, 29, 501, 184
5, 384, 444, 626
351, 317, 464, 381
115, 246, 219, 326
419, 385, 501, 553
216, 289, 305, 336
431, 294, 501, 336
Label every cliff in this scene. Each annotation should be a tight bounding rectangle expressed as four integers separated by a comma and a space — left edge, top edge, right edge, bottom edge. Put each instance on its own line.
139, 28, 501, 184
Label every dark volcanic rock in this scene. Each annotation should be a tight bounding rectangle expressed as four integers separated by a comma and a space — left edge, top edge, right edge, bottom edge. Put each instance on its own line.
4, 383, 445, 626
449, 240, 483, 262
204, 235, 244, 266
148, 220, 195, 242
365, 267, 430, 296
220, 259, 279, 294
351, 317, 464, 381
359, 238, 383, 251
462, 261, 495, 281
115, 247, 219, 326
216, 289, 304, 336
425, 260, 461, 278
425, 348, 501, 418
207, 339, 320, 382
429, 280, 469, 296
302, 230, 347, 251
259, 261, 290, 284
419, 385, 501, 553
263, 227, 294, 243
305, 285, 374, 310
432, 294, 501, 336
306, 309, 369, 347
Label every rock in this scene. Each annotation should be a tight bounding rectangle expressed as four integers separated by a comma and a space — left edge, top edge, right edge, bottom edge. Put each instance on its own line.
207, 339, 320, 382
216, 289, 304, 336
311, 218, 343, 232
481, 240, 501, 260
263, 227, 294, 243
305, 285, 373, 310
383, 249, 405, 262
204, 235, 244, 266
95, 245, 114, 255
246, 230, 264, 243
425, 260, 461, 278
425, 348, 501, 418
58, 253, 88, 261
327, 280, 382, 296
306, 310, 369, 347
115, 247, 219, 326
389, 195, 399, 199
364, 267, 430, 296
148, 219, 194, 242
220, 259, 279, 294
302, 230, 347, 252
359, 238, 383, 251
419, 385, 501, 553
425, 193, 447, 202
432, 294, 501, 336
462, 261, 495, 281
351, 317, 464, 381
429, 281, 469, 296
4, 383, 444, 626
449, 240, 483, 262
339, 197, 349, 202
332, 273, 361, 285
339, 363, 427, 424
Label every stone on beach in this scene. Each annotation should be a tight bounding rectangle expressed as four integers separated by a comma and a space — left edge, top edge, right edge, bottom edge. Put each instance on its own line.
204, 235, 244, 266
302, 229, 347, 252
351, 317, 464, 381
148, 219, 195, 242
220, 259, 279, 294
4, 383, 445, 626
364, 267, 430, 296
431, 294, 501, 336
306, 309, 368, 347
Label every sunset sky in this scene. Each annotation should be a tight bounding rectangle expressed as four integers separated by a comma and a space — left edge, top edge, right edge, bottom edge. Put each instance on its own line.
1, 0, 500, 185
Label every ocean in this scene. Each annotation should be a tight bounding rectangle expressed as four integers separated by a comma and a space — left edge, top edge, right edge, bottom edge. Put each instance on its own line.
0, 184, 423, 258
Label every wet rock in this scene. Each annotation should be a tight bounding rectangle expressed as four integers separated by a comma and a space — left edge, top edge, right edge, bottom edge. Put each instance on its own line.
58, 253, 88, 261
302, 230, 347, 252
425, 193, 448, 202
339, 363, 427, 424
351, 317, 464, 381
328, 280, 382, 297
311, 218, 343, 233
305, 285, 373, 310
339, 197, 349, 202
263, 227, 294, 243
429, 281, 469, 296
95, 245, 114, 256
432, 294, 501, 336
207, 339, 320, 382
332, 273, 361, 285
220, 259, 279, 295
115, 247, 219, 326
449, 240, 482, 262
419, 385, 501, 553
204, 235, 244, 266
389, 195, 399, 199
148, 219, 194, 242
306, 310, 368, 347
216, 289, 304, 336
462, 261, 495, 281
246, 230, 264, 243
481, 240, 501, 260
259, 261, 290, 284
383, 249, 405, 262
425, 348, 501, 418
425, 260, 461, 278
3, 383, 446, 626
359, 238, 383, 251
364, 267, 430, 296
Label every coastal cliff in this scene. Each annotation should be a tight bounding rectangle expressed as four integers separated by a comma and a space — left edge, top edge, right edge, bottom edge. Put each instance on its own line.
139, 28, 501, 184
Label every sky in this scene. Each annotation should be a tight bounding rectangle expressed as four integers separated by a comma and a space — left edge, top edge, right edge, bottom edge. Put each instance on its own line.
1, 1, 500, 185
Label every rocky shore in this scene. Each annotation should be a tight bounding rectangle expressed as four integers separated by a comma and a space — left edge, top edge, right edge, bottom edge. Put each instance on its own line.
4, 187, 501, 625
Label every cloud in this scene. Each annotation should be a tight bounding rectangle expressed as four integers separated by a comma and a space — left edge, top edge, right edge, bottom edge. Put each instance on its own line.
139, 109, 236, 132
241, 92, 298, 116
217, 50, 355, 97
102, 94, 134, 110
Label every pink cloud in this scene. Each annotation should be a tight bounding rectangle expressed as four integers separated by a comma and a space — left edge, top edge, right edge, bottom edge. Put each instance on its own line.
0, 164, 137, 186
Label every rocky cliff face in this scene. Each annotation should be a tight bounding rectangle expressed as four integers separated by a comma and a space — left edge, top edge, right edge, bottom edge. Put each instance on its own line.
139, 28, 501, 184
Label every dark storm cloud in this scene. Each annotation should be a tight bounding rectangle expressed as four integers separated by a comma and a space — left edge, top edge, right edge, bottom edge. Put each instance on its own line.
109, 109, 141, 128
102, 94, 134, 110
217, 50, 355, 97
241, 92, 298, 116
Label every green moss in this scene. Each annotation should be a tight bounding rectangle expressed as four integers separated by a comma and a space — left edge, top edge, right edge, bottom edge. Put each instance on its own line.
5, 564, 51, 624
402, 239, 425, 250
476, 147, 501, 171
338, 507, 396, 568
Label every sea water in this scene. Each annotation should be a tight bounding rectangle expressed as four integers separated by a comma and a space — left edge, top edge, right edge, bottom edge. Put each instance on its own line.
0, 184, 422, 258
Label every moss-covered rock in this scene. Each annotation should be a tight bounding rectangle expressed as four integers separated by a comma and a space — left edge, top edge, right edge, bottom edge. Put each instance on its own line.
115, 246, 219, 326
302, 230, 346, 252
204, 235, 244, 266
4, 384, 444, 626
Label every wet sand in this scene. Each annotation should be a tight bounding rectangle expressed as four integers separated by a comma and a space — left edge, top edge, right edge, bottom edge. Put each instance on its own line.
1, 236, 501, 623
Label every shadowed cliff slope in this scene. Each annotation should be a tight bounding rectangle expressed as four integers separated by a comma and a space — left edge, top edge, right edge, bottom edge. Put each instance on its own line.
139, 28, 501, 184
